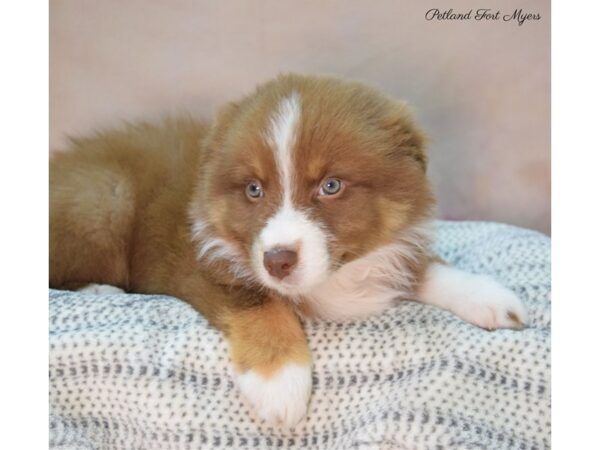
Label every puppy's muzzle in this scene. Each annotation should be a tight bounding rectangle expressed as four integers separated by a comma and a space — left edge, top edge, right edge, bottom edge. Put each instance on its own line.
263, 248, 298, 280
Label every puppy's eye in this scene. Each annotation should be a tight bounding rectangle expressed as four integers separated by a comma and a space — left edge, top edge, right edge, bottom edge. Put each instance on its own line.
319, 178, 343, 196
245, 181, 264, 200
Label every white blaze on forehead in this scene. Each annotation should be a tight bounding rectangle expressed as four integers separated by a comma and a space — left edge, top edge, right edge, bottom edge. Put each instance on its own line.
254, 93, 331, 295
265, 92, 301, 204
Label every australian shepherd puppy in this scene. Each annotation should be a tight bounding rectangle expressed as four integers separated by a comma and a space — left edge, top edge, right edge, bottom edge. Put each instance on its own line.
50, 74, 527, 427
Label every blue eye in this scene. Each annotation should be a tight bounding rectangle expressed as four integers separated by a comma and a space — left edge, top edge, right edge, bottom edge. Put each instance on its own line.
319, 178, 343, 196
245, 181, 264, 200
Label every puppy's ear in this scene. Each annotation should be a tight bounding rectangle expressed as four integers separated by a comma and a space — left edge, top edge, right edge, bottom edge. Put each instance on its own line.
382, 102, 428, 172
206, 101, 242, 149
215, 101, 241, 126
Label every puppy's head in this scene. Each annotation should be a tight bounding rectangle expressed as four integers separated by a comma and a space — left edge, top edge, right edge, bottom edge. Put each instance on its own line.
191, 74, 434, 297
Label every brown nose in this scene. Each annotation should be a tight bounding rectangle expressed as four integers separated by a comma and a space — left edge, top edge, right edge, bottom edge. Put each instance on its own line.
263, 249, 298, 280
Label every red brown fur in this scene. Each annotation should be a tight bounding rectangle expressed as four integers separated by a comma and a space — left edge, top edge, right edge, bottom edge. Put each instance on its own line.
50, 73, 436, 426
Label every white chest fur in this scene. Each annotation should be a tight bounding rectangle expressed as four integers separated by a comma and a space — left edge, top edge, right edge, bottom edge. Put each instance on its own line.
303, 223, 432, 321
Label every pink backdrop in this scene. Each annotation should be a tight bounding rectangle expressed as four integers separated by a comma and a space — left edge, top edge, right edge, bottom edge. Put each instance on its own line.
50, 0, 550, 233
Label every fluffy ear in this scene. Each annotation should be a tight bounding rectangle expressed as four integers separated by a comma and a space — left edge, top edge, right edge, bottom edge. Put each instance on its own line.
382, 102, 428, 171
206, 100, 242, 149
215, 100, 241, 125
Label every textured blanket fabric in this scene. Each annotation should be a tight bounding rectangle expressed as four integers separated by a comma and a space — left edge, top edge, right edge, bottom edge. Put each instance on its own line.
49, 221, 551, 450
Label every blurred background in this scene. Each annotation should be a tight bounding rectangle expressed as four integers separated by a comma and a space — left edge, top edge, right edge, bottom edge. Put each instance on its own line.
50, 0, 550, 234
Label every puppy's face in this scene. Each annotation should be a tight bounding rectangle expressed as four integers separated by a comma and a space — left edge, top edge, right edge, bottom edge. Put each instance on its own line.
192, 74, 433, 297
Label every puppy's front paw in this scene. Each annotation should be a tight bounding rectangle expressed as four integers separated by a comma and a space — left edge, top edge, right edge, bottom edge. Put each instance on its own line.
236, 363, 312, 428
458, 275, 528, 330
419, 263, 528, 331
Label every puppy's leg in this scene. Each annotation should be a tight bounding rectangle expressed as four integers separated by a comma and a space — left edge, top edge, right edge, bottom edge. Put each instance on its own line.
224, 295, 312, 428
416, 261, 528, 330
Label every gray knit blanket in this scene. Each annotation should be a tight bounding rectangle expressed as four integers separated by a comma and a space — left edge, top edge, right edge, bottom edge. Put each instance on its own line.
49, 221, 551, 450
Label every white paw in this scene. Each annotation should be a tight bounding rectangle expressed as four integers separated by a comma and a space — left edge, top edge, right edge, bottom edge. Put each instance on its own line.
455, 274, 528, 330
77, 284, 125, 295
420, 263, 528, 330
236, 363, 312, 428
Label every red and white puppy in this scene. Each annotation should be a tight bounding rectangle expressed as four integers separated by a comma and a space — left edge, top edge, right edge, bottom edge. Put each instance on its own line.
50, 74, 527, 427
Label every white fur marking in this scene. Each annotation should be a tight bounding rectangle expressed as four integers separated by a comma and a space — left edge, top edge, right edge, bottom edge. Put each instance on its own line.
305, 222, 432, 320
190, 218, 255, 281
253, 94, 331, 295
236, 363, 312, 428
77, 284, 125, 295
418, 262, 528, 329
252, 206, 330, 296
267, 93, 301, 205
197, 237, 238, 261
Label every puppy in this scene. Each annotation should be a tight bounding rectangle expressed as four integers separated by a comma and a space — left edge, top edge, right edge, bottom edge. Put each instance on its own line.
50, 74, 527, 427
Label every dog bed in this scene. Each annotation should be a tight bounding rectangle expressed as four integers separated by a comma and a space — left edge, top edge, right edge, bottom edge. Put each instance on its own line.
49, 220, 550, 450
